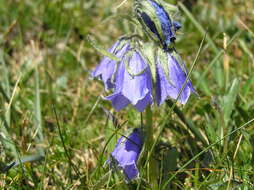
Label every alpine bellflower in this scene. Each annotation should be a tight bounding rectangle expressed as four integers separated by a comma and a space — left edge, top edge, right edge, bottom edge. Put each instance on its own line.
105, 49, 153, 112
108, 128, 143, 181
155, 49, 196, 105
135, 0, 181, 51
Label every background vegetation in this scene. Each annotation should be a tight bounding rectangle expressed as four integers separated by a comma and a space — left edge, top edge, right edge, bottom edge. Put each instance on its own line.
0, 0, 253, 189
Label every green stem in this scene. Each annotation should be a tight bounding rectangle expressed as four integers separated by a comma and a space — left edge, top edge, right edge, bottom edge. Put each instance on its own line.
144, 107, 158, 189
145, 107, 153, 148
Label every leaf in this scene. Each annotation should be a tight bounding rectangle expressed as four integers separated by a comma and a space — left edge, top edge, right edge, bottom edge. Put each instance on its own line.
162, 147, 178, 173
34, 67, 44, 156
161, 147, 178, 190
242, 74, 254, 97
222, 78, 240, 126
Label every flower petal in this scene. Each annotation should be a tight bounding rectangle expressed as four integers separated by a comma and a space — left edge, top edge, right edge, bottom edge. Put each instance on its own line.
156, 52, 194, 105
105, 51, 153, 112
148, 0, 175, 47
121, 52, 153, 105
92, 41, 130, 90
124, 162, 139, 181
134, 93, 153, 112
105, 93, 130, 111
109, 128, 143, 182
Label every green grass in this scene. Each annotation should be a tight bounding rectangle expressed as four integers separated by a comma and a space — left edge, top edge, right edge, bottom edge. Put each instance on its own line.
0, 0, 254, 189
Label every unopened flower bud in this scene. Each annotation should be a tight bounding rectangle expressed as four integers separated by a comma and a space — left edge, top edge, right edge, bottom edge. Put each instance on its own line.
134, 0, 181, 51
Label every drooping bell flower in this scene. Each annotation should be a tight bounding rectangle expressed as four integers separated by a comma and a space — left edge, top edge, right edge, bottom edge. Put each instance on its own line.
108, 128, 143, 181
134, 0, 181, 51
155, 49, 196, 105
105, 49, 153, 112
91, 39, 130, 90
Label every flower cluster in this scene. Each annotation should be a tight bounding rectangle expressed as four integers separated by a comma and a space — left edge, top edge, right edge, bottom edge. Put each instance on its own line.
92, 38, 195, 112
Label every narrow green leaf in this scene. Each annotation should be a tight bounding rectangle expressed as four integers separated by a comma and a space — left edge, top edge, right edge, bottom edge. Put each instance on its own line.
239, 39, 254, 60
0, 120, 18, 158
0, 50, 19, 159
243, 75, 254, 97
214, 63, 224, 89
34, 67, 44, 144
222, 78, 239, 126
33, 66, 45, 158
163, 147, 178, 173
197, 31, 242, 88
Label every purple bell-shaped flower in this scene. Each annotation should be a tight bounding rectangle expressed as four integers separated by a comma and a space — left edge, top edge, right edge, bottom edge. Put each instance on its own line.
108, 128, 143, 181
105, 50, 153, 112
155, 50, 196, 105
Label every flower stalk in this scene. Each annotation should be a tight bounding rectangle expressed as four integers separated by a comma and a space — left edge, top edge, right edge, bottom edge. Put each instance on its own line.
144, 106, 158, 189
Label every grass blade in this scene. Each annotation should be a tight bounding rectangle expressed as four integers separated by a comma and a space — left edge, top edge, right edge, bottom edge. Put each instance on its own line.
196, 30, 242, 88
178, 2, 218, 54
222, 78, 239, 127
0, 50, 19, 159
34, 67, 44, 156
162, 118, 254, 190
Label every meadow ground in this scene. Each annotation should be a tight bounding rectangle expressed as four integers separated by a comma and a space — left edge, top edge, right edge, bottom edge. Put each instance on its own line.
0, 0, 254, 189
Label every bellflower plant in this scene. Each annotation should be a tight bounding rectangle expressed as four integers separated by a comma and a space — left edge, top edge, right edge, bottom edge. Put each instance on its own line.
108, 128, 143, 182
90, 0, 197, 186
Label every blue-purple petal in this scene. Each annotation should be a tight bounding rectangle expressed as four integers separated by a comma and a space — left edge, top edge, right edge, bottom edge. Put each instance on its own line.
139, 11, 164, 45
124, 162, 139, 181
156, 53, 195, 105
105, 51, 153, 112
105, 93, 131, 111
92, 41, 130, 90
109, 128, 143, 181
148, 0, 175, 47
